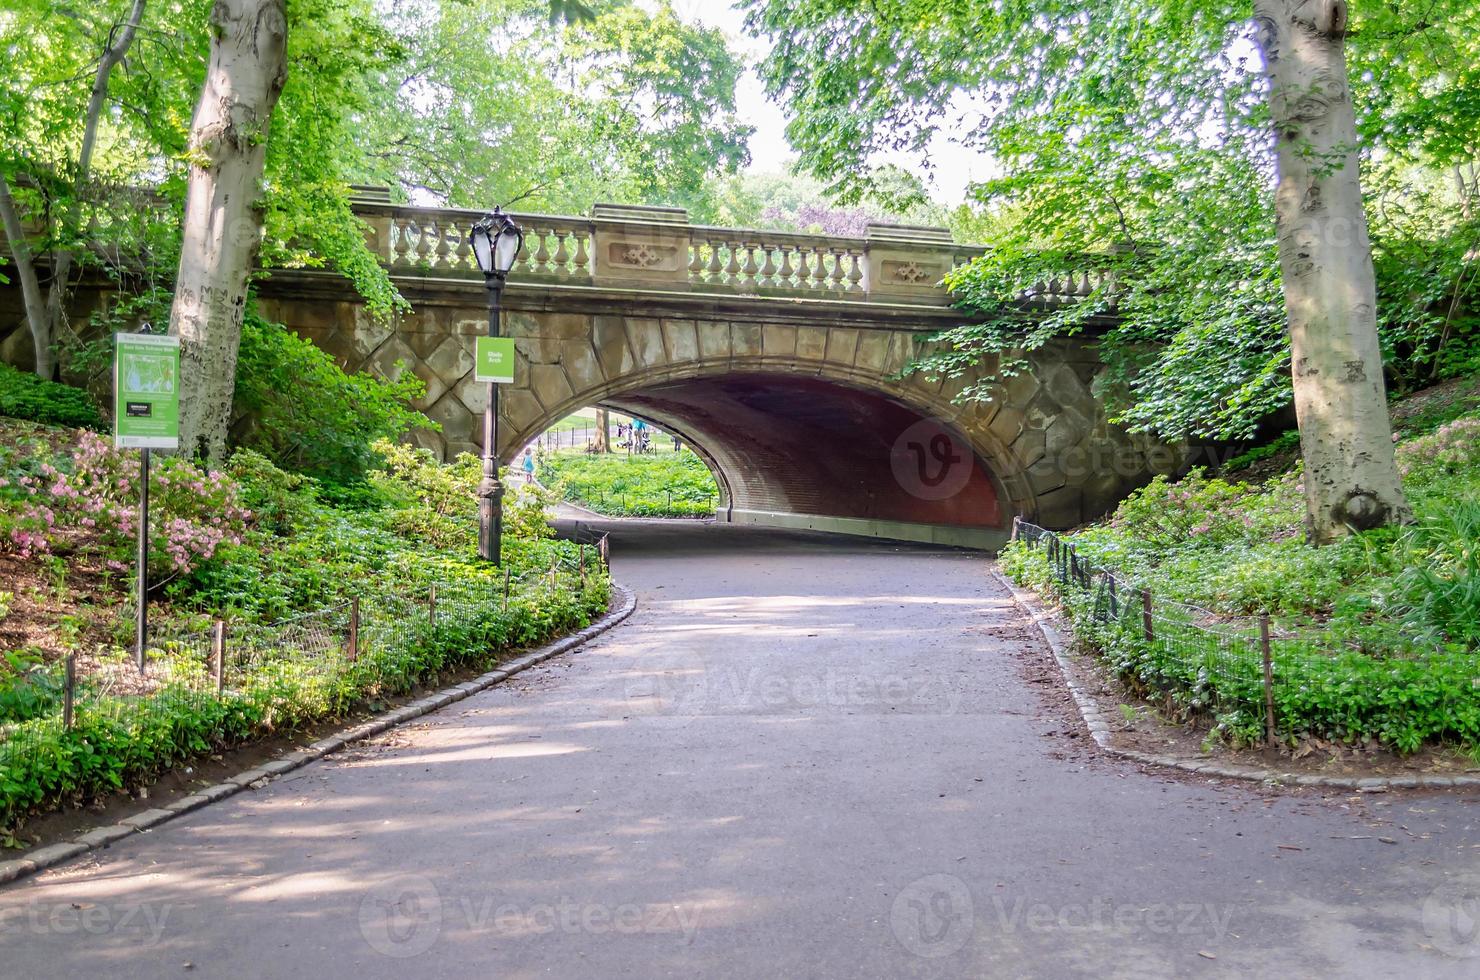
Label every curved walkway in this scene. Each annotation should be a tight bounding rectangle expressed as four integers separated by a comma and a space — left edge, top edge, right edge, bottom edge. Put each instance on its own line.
0, 523, 1476, 978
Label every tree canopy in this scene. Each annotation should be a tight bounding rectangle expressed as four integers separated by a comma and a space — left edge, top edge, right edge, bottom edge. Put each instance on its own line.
0, 0, 755, 352
746, 0, 1480, 441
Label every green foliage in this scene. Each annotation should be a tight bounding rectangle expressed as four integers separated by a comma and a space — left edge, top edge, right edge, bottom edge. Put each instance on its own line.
357, 0, 751, 217
1222, 430, 1300, 474
999, 403, 1480, 751
541, 450, 718, 517
0, 362, 103, 429
0, 650, 62, 725
231, 310, 433, 485
747, 0, 1480, 441
0, 420, 609, 828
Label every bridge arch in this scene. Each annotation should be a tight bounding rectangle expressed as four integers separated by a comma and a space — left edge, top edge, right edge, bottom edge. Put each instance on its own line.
504, 352, 1032, 548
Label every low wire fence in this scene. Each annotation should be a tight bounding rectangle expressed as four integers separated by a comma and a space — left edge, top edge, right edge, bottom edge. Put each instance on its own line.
1008, 518, 1430, 748
0, 537, 611, 806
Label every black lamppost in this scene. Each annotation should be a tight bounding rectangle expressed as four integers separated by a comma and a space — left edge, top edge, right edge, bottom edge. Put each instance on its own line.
469, 208, 524, 563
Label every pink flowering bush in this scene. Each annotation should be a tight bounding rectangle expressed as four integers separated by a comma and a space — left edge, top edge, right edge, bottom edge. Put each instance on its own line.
0, 430, 252, 580
1396, 417, 1480, 489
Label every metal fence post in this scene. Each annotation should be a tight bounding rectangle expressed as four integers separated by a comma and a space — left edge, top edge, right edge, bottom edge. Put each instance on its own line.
348, 597, 360, 661
579, 545, 587, 588
212, 620, 226, 695
1261, 614, 1277, 748
1142, 589, 1154, 644
503, 567, 511, 611
429, 585, 437, 629
63, 653, 76, 728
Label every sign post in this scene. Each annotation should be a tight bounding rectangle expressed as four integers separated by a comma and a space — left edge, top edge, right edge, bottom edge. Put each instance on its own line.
114, 330, 180, 671
474, 336, 517, 384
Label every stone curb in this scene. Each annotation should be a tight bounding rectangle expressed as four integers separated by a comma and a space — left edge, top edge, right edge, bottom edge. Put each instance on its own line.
990, 569, 1480, 793
0, 584, 639, 888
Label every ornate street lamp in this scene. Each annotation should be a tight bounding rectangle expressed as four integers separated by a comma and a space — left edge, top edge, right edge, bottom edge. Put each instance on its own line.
468, 208, 524, 563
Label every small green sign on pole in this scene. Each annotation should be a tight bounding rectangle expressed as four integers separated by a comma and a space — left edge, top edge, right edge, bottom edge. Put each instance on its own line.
474, 336, 517, 384
114, 332, 181, 450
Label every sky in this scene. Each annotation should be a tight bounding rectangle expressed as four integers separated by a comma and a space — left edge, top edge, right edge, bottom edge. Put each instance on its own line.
663, 0, 988, 206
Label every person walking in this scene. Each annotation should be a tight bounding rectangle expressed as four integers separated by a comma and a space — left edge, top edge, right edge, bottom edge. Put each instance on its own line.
522, 450, 535, 484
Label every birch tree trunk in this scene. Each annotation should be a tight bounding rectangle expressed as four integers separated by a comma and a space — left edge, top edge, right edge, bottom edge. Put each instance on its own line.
0, 172, 53, 378
1252, 0, 1412, 544
168, 0, 287, 462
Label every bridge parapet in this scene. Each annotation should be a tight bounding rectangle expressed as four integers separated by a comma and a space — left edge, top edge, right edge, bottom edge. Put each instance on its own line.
353, 195, 1106, 310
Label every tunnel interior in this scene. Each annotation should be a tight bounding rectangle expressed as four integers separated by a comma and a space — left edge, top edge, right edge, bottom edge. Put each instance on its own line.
598, 373, 1004, 533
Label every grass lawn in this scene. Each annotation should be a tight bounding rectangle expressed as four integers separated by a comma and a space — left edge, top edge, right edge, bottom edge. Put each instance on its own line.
539, 449, 719, 518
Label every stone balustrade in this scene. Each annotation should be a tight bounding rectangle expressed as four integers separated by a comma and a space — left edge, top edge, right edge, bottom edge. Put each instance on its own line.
351, 194, 1103, 310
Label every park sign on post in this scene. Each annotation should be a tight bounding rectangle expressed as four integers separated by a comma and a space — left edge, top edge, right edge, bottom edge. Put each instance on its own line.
474, 336, 517, 384
114, 332, 180, 450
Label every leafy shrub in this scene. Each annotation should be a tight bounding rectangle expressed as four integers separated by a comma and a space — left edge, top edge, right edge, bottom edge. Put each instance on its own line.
231, 309, 434, 484
1002, 403, 1480, 753
1222, 429, 1300, 473
227, 449, 318, 535
0, 650, 63, 724
0, 362, 104, 430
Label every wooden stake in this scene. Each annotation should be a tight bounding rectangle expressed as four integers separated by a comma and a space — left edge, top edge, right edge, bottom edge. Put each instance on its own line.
212, 620, 226, 694
63, 653, 76, 728
348, 597, 360, 661
1261, 615, 1277, 748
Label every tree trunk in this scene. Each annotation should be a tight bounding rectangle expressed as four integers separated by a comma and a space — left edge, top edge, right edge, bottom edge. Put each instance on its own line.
0, 172, 54, 379
42, 0, 149, 372
168, 0, 287, 462
1252, 0, 1412, 544
593, 407, 611, 452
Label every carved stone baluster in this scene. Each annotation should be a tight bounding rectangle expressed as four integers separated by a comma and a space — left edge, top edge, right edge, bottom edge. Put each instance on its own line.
392, 217, 413, 268
723, 239, 742, 282
846, 249, 864, 291
572, 228, 590, 275
552, 228, 571, 276
759, 244, 778, 286
452, 221, 471, 272
688, 240, 704, 282
777, 246, 795, 288
808, 248, 827, 288
705, 238, 723, 282
413, 222, 433, 267
432, 221, 452, 270
794, 247, 811, 288
740, 241, 760, 284
532, 227, 551, 274
825, 248, 846, 290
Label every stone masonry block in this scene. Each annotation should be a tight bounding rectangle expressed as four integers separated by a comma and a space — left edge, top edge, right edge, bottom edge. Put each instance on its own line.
762, 324, 797, 357
795, 326, 828, 361
696, 320, 731, 360
662, 319, 700, 362
824, 328, 860, 367
626, 318, 664, 369
732, 323, 763, 358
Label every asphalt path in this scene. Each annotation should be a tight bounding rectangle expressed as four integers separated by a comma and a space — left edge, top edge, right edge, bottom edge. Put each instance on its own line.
1, 521, 1476, 978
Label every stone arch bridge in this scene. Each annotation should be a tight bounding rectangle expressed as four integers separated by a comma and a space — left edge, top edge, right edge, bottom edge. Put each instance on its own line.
6, 194, 1184, 550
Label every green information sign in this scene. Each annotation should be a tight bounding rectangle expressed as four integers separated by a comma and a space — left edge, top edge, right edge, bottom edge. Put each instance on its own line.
114, 332, 181, 449
474, 336, 517, 384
